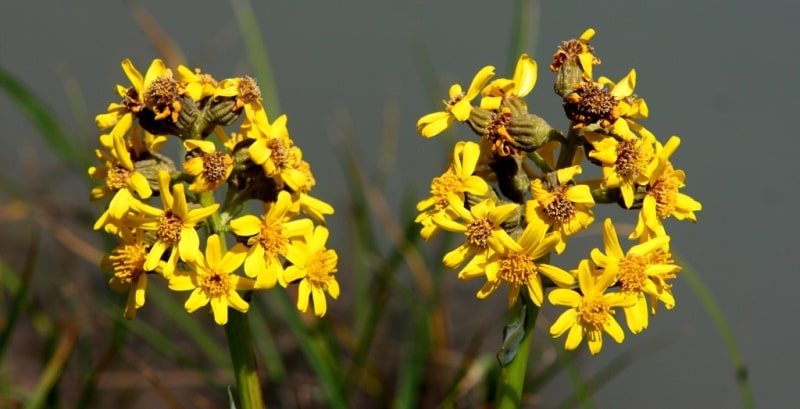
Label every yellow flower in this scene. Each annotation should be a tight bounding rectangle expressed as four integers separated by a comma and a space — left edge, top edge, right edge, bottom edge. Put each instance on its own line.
229, 191, 314, 288
432, 193, 519, 275
415, 141, 490, 240
599, 69, 649, 122
631, 136, 702, 240
550, 28, 601, 81
585, 120, 655, 208
480, 54, 537, 110
102, 227, 152, 319
475, 216, 574, 307
283, 226, 340, 317
96, 59, 185, 139
89, 131, 153, 230
214, 76, 269, 137
548, 259, 632, 355
247, 114, 308, 191
591, 219, 681, 333
131, 171, 219, 276
168, 234, 255, 325
416, 65, 495, 137
526, 165, 595, 254
177, 65, 218, 102
182, 139, 233, 193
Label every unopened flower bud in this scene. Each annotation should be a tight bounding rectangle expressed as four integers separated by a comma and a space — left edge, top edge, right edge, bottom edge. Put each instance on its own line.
505, 113, 562, 152
554, 60, 583, 97
490, 155, 529, 204
466, 106, 493, 137
132, 151, 177, 194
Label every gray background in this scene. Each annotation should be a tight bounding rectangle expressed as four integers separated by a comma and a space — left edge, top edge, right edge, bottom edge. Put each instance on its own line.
1, 1, 796, 408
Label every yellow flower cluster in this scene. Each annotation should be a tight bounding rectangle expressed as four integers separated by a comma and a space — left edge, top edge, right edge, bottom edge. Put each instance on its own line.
91, 59, 340, 324
415, 29, 702, 355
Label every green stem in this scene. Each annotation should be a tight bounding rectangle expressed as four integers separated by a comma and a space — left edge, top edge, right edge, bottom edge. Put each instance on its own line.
198, 191, 265, 408
224, 309, 266, 409
495, 295, 540, 408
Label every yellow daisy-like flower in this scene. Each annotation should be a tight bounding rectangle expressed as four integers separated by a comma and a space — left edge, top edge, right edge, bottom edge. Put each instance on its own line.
526, 165, 595, 254
168, 234, 255, 325
286, 159, 335, 223
102, 227, 152, 319
182, 139, 233, 193
590, 219, 681, 334
247, 114, 308, 191
131, 171, 219, 276
630, 136, 703, 240
415, 141, 490, 240
417, 65, 495, 138
89, 131, 153, 229
550, 28, 601, 81
177, 65, 218, 102
480, 54, 537, 110
548, 259, 633, 355
96, 59, 185, 139
432, 193, 519, 275
283, 226, 340, 317
599, 69, 649, 122
585, 120, 655, 208
214, 76, 269, 138
474, 216, 575, 307
229, 191, 314, 288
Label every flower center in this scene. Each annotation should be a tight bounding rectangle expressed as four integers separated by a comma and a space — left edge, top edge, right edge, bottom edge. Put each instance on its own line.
618, 253, 647, 293
107, 165, 131, 191
200, 270, 231, 298
430, 168, 462, 211
542, 186, 577, 226
122, 87, 145, 113
237, 76, 262, 105
143, 73, 183, 121
157, 210, 184, 244
484, 108, 517, 156
256, 219, 287, 258
445, 93, 465, 110
563, 82, 618, 128
466, 218, 494, 248
497, 252, 536, 286
267, 138, 290, 170
306, 248, 338, 287
577, 296, 611, 331
649, 164, 679, 219
109, 242, 149, 283
615, 138, 641, 179
202, 151, 232, 188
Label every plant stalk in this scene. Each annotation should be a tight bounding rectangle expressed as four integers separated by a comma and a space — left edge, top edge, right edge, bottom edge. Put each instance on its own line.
494, 294, 540, 408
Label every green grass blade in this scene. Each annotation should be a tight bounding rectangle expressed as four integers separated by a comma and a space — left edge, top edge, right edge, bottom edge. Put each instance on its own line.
23, 326, 78, 409
676, 252, 755, 409
0, 67, 89, 168
146, 284, 231, 369
554, 334, 677, 409
0, 231, 39, 363
229, 0, 281, 116
263, 293, 349, 409
507, 0, 541, 69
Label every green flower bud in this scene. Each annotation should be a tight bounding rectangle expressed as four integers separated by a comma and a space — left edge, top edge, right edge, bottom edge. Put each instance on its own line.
132, 151, 177, 194
554, 60, 583, 97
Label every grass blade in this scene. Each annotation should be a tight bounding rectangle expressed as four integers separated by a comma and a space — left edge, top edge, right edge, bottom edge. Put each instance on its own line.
676, 252, 755, 409
0, 67, 89, 169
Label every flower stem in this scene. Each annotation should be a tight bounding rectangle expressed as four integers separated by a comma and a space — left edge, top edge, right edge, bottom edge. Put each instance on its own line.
225, 308, 266, 409
494, 294, 540, 408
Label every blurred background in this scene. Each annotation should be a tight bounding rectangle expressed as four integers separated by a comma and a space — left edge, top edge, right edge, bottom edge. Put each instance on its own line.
0, 0, 796, 408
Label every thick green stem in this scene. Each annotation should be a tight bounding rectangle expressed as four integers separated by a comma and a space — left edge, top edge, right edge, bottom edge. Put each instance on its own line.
495, 295, 541, 408
198, 191, 265, 408
225, 309, 266, 409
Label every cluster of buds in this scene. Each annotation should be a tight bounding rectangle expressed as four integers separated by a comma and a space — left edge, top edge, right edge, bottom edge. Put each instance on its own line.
415, 29, 702, 354
90, 59, 340, 324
